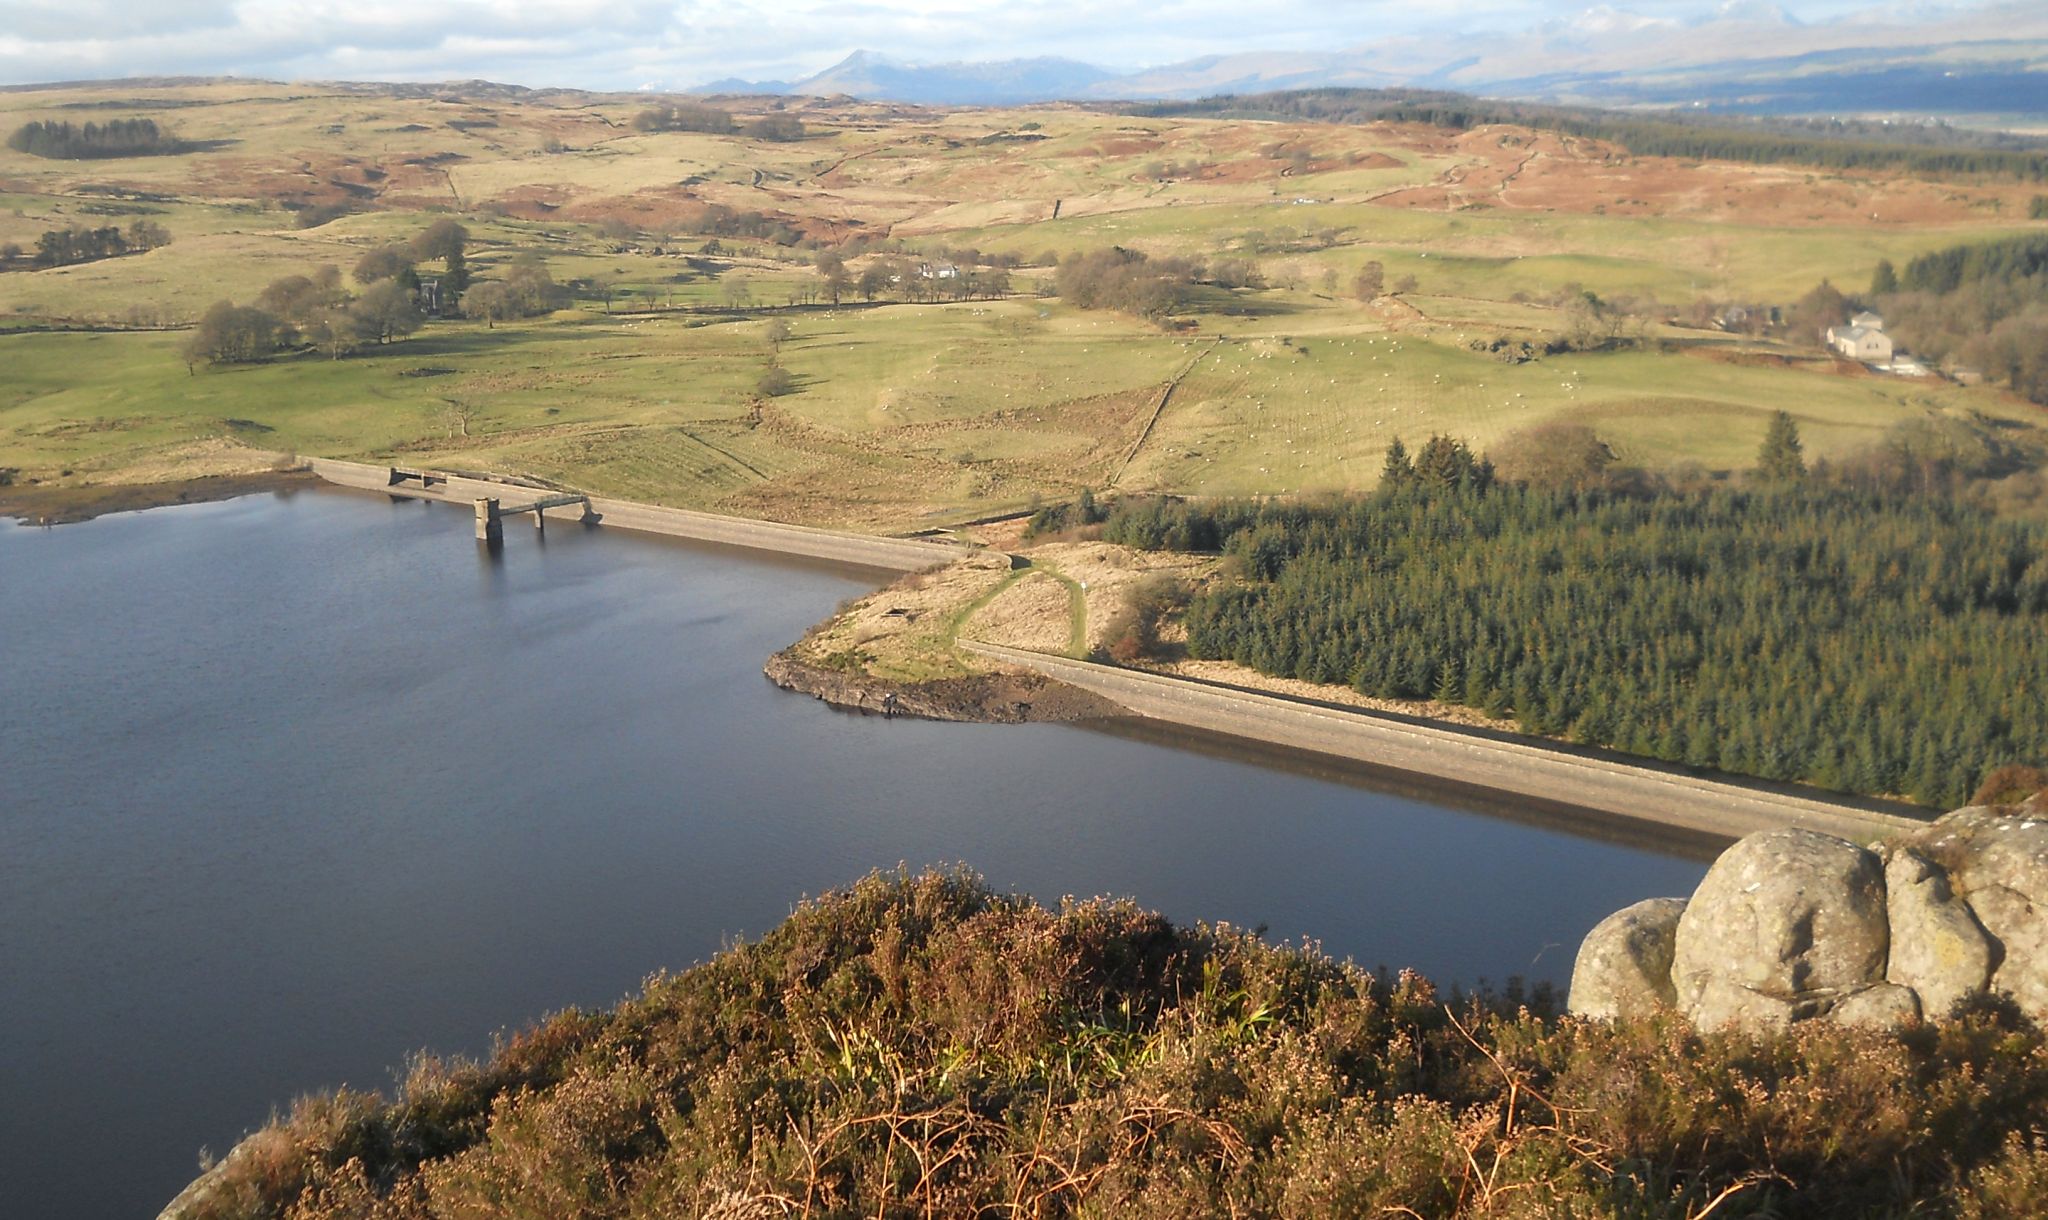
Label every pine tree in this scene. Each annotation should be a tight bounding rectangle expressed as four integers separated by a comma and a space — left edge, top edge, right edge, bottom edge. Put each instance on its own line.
1871, 258, 1899, 296
1756, 412, 1807, 482
1380, 436, 1413, 486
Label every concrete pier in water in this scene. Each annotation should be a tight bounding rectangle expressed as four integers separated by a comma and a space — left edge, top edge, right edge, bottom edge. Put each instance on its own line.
305, 457, 960, 571
473, 492, 594, 543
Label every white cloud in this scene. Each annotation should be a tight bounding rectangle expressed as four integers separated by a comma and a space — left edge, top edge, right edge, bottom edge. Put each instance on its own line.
0, 0, 2010, 89
3, 0, 239, 42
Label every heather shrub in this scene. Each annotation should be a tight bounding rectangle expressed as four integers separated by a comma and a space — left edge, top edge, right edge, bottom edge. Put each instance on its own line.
174, 868, 2048, 1220
1098, 573, 1188, 664
1971, 763, 2048, 807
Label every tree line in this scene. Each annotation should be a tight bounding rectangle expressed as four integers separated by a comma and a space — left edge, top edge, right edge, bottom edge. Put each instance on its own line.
693, 204, 805, 247
1099, 438, 2048, 807
1126, 89, 2048, 182
631, 103, 804, 142
1899, 233, 2048, 295
8, 219, 169, 269
1873, 234, 2048, 404
1048, 247, 1292, 319
182, 221, 567, 367
1055, 248, 1196, 319
6, 118, 187, 159
814, 250, 1012, 305
630, 103, 736, 134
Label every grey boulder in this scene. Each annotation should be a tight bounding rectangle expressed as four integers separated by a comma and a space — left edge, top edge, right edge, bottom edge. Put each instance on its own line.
1568, 897, 1686, 1020
1672, 828, 1889, 1026
1906, 807, 2048, 1019
1882, 846, 1994, 1018
1830, 982, 1922, 1029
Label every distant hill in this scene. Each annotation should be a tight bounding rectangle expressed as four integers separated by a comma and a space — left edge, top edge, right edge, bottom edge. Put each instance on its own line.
690, 3, 2048, 120
696, 50, 1115, 107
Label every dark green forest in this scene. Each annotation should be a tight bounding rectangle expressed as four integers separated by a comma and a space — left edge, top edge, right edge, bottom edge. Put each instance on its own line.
1901, 233, 2048, 295
1127, 89, 2048, 182
6, 118, 185, 159
1103, 472, 2048, 806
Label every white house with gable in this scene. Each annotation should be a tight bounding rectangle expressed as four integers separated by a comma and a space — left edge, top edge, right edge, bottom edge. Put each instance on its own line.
1827, 311, 1894, 364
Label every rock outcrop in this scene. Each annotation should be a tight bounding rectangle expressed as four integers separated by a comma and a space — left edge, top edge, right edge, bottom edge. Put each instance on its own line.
1571, 801, 2048, 1032
1905, 806, 2048, 1017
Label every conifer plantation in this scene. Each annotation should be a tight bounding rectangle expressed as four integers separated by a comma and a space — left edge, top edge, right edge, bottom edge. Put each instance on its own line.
5, 117, 184, 158
1104, 458, 2048, 806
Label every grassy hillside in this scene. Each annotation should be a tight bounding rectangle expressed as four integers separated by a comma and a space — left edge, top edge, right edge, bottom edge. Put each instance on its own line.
4, 80, 2045, 528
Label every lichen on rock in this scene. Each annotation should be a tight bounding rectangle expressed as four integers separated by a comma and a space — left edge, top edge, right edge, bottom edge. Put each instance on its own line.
1882, 845, 1994, 1018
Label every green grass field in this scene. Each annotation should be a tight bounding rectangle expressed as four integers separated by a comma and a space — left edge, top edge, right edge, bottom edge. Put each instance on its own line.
4, 79, 2044, 527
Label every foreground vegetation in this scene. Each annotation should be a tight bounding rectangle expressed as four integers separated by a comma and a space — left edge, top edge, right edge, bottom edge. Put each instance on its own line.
176, 869, 2048, 1219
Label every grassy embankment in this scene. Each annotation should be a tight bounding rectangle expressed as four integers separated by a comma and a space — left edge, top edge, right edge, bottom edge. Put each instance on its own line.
779, 539, 1149, 686
170, 868, 2048, 1220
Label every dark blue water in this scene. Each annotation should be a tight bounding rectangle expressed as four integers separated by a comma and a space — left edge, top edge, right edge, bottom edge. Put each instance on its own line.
0, 489, 1708, 1218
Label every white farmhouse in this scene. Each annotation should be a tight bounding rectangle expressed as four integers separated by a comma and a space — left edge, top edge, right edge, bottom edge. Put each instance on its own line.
1827, 312, 1894, 364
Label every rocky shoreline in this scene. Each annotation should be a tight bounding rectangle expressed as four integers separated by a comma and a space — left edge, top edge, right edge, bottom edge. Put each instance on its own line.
762, 649, 1126, 724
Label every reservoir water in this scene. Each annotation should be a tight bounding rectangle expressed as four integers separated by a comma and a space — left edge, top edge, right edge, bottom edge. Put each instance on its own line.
1, 489, 1709, 1219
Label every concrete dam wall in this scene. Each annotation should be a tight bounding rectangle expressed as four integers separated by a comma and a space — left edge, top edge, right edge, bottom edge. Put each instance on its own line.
303, 458, 960, 573
961, 640, 1922, 845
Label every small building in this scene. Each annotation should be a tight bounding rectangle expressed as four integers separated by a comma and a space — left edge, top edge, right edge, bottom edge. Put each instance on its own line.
1826, 321, 1893, 364
1849, 310, 1885, 331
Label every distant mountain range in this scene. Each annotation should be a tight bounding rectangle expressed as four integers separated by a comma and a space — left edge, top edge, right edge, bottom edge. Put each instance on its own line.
689, 2, 2048, 117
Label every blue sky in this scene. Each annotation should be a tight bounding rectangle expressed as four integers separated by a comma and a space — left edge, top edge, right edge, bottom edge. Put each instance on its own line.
0, 0, 1996, 91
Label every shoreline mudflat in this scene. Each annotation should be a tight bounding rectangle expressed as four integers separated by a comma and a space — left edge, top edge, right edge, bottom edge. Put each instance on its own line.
0, 469, 318, 525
